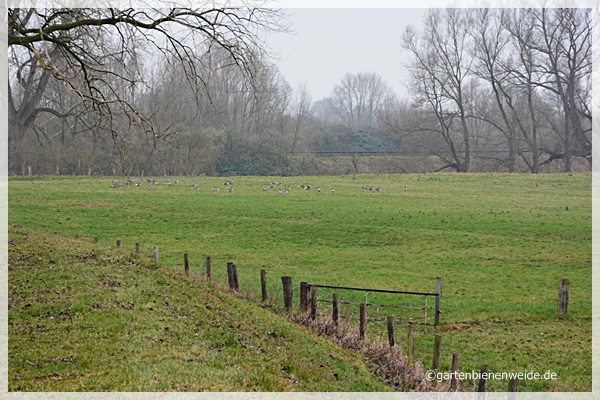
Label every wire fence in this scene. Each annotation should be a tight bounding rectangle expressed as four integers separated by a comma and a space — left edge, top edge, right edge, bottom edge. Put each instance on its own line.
81, 235, 572, 393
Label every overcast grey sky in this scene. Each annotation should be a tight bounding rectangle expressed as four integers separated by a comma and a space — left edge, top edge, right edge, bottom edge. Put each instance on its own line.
266, 8, 426, 102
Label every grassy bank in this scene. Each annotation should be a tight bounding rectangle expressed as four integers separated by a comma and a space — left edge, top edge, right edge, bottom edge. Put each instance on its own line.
8, 228, 400, 391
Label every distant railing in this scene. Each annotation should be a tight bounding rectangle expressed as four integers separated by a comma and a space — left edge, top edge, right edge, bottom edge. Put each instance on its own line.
286, 150, 520, 157
300, 280, 442, 328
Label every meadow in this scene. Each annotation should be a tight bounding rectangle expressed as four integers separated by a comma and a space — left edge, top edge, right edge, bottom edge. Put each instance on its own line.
8, 173, 592, 391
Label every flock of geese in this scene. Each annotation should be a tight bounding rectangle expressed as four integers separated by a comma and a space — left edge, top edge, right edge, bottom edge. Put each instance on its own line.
111, 178, 179, 190
261, 182, 336, 195
110, 178, 407, 194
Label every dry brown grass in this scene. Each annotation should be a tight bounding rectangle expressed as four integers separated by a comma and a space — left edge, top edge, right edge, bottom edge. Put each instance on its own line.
291, 313, 451, 392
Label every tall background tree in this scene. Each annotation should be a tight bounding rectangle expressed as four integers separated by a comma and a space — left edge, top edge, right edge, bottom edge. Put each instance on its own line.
401, 9, 474, 172
330, 72, 395, 129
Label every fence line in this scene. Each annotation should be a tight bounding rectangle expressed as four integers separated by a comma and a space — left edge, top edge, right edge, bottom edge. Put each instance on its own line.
83, 234, 572, 393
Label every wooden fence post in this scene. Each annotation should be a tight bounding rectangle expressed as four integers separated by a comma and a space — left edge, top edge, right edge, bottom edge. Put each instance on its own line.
116, 240, 121, 248
450, 353, 459, 391
135, 243, 140, 254
359, 304, 367, 340
407, 324, 415, 365
261, 270, 268, 302
206, 256, 212, 281
184, 253, 189, 277
435, 277, 442, 326
153, 246, 160, 265
432, 334, 442, 371
477, 364, 489, 392
508, 378, 519, 392
332, 294, 339, 325
300, 282, 309, 311
557, 279, 570, 317
423, 296, 429, 330
227, 262, 234, 290
281, 276, 293, 311
386, 316, 395, 347
310, 286, 317, 320
232, 264, 239, 291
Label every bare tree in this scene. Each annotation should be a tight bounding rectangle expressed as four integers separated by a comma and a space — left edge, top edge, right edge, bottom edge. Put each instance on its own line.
7, 6, 288, 175
469, 8, 549, 173
289, 85, 312, 153
330, 72, 395, 129
402, 9, 474, 172
469, 8, 519, 172
532, 8, 592, 170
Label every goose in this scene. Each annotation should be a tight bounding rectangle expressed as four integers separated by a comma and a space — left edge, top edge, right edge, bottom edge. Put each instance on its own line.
211, 187, 219, 192
227, 187, 234, 192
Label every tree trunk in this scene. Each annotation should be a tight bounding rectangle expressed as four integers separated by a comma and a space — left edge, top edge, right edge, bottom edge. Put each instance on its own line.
7, 106, 21, 176
8, 66, 52, 175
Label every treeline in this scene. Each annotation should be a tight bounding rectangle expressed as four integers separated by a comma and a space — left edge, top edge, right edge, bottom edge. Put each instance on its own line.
397, 8, 592, 174
8, 8, 591, 176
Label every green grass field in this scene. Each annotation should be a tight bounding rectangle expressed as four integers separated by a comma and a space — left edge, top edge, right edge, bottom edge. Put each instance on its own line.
8, 173, 592, 391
